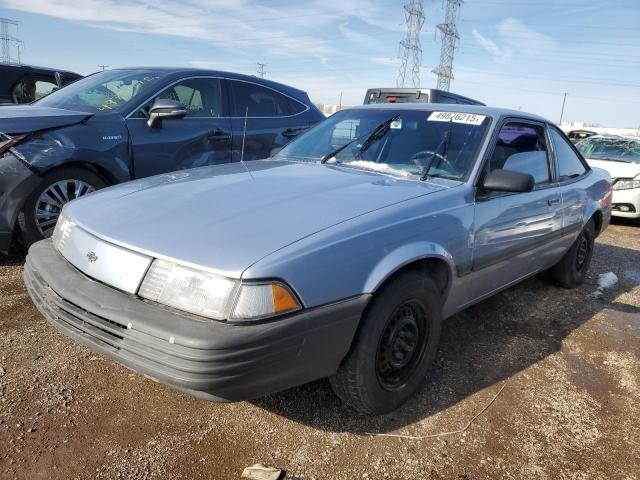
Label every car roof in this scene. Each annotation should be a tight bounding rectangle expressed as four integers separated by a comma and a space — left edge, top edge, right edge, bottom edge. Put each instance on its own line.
0, 63, 81, 77
353, 102, 550, 123
109, 67, 308, 97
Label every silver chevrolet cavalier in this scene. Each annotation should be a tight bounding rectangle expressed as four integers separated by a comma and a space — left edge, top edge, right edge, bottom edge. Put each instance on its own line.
24, 104, 612, 414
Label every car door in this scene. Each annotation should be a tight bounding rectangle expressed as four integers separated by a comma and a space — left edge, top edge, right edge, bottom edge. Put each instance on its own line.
548, 126, 590, 237
125, 77, 232, 179
227, 79, 311, 162
469, 119, 563, 297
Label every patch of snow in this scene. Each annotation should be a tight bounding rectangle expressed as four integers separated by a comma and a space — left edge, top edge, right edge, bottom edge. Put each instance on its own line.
598, 272, 618, 290
589, 272, 618, 298
346, 160, 411, 177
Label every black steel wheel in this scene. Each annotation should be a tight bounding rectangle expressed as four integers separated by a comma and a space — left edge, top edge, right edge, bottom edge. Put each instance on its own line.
376, 301, 429, 391
330, 270, 442, 415
547, 220, 595, 289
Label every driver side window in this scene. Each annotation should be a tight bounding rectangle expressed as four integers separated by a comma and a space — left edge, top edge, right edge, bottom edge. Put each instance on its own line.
134, 78, 224, 118
485, 122, 551, 186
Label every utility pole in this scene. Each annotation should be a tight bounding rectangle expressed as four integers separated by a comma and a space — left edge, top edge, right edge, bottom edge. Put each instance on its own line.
0, 17, 23, 64
98, 65, 108, 71
432, 0, 463, 92
396, 0, 425, 88
257, 62, 266, 78
339, 91, 343, 110
559, 92, 568, 124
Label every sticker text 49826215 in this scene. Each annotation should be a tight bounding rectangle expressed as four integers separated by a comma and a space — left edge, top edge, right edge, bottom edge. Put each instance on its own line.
428, 111, 486, 126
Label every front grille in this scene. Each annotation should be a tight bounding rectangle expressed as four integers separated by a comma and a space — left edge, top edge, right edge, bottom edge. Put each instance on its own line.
25, 265, 127, 348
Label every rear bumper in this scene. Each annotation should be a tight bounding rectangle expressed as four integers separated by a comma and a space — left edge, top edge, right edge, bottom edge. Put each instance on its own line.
24, 240, 369, 401
0, 152, 40, 251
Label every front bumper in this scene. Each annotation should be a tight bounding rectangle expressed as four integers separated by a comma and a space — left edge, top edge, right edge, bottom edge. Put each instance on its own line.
24, 240, 369, 401
611, 187, 640, 219
0, 151, 40, 251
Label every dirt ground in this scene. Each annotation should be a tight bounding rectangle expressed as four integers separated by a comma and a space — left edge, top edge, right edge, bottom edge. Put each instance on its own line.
1, 220, 639, 480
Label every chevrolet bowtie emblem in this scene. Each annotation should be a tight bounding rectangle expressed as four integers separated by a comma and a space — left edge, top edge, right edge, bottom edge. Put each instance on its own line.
86, 251, 98, 263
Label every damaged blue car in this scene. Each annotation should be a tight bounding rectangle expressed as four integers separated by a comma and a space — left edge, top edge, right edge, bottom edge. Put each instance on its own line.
0, 67, 323, 251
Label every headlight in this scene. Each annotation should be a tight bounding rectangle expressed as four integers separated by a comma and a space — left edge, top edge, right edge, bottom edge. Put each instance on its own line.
138, 259, 302, 322
51, 211, 76, 253
613, 179, 640, 190
138, 259, 237, 320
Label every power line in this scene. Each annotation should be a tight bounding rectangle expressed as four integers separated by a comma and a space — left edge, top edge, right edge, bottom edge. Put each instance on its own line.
397, 0, 425, 88
0, 17, 23, 64
432, 0, 463, 91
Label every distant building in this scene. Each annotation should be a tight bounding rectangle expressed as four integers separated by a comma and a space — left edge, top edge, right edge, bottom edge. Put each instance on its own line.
314, 103, 350, 116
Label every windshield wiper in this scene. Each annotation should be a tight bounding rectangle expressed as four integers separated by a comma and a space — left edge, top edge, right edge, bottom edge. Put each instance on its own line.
321, 114, 400, 164
420, 119, 453, 181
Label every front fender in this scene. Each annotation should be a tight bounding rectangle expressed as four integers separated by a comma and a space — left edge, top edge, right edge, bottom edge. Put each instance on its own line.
363, 241, 455, 294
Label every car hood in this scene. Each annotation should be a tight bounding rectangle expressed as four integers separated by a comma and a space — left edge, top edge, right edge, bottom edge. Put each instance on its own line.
64, 160, 449, 277
0, 105, 93, 135
586, 158, 640, 179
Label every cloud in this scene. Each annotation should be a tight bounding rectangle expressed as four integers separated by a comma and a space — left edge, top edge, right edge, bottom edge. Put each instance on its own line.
0, 0, 391, 58
471, 29, 512, 62
369, 57, 401, 66
471, 18, 556, 64
338, 23, 379, 49
498, 18, 557, 53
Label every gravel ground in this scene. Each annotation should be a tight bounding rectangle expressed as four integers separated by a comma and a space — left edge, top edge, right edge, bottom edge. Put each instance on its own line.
0, 220, 639, 480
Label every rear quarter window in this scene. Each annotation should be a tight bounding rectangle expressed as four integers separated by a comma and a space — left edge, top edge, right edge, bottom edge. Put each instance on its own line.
231, 80, 306, 117
550, 127, 588, 181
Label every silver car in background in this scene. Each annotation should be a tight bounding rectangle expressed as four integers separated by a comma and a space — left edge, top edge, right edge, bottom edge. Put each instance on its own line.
24, 104, 612, 414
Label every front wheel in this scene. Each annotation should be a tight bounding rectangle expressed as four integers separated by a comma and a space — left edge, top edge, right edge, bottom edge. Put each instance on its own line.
18, 168, 106, 246
547, 220, 595, 288
330, 271, 442, 415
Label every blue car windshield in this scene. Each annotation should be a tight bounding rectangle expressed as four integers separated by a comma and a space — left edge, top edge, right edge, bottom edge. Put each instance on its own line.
36, 70, 168, 114
276, 108, 490, 180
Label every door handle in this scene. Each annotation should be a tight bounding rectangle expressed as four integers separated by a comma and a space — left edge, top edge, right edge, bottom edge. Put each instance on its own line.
208, 128, 230, 139
548, 198, 560, 206
282, 127, 305, 138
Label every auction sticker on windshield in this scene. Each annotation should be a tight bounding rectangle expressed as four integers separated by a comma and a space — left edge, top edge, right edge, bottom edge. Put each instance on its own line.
428, 111, 486, 125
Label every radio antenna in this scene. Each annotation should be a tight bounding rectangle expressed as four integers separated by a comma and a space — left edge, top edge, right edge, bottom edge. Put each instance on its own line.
239, 106, 254, 180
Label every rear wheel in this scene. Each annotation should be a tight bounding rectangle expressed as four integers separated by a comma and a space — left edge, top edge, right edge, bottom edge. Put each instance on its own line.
18, 168, 106, 246
547, 220, 595, 288
330, 271, 442, 415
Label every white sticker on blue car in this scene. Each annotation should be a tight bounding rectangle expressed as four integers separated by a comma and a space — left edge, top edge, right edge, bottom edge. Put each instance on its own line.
428, 112, 486, 125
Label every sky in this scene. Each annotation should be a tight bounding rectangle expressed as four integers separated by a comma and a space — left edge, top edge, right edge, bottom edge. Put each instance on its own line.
1, 0, 639, 128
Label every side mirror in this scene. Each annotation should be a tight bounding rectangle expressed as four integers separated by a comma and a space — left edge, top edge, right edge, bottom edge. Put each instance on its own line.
147, 99, 187, 128
481, 169, 534, 193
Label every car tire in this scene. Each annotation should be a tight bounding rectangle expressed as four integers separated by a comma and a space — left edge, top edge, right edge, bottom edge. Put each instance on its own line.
548, 220, 595, 289
18, 167, 106, 246
329, 271, 442, 415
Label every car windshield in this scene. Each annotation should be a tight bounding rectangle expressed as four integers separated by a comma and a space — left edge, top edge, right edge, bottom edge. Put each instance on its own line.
576, 136, 640, 164
276, 108, 490, 180
36, 70, 167, 114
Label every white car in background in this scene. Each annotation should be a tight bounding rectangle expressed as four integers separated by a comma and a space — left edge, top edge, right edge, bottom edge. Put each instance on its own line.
576, 135, 640, 223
